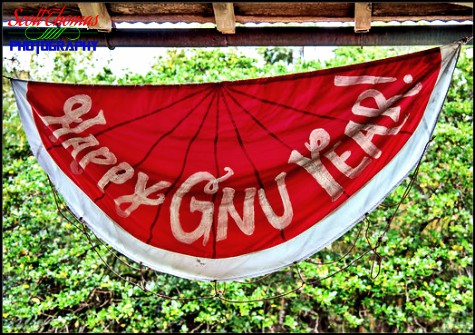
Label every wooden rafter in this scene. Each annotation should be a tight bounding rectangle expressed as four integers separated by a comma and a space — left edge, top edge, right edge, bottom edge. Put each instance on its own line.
212, 3, 236, 34
355, 2, 372, 33
449, 3, 473, 8
78, 3, 113, 32
4, 25, 473, 47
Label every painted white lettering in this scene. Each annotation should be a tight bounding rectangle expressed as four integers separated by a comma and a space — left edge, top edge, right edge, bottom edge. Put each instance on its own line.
334, 75, 396, 86
288, 129, 344, 201
217, 187, 256, 241
115, 172, 171, 218
170, 168, 233, 245
79, 147, 117, 169
352, 89, 402, 122
345, 115, 409, 159
188, 196, 214, 246
62, 134, 99, 158
324, 143, 372, 179
41, 94, 91, 128
258, 172, 294, 230
41, 94, 106, 138
97, 162, 134, 192
403, 82, 423, 97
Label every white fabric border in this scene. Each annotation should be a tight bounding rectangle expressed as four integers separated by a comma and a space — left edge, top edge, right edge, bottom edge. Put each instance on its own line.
11, 42, 461, 281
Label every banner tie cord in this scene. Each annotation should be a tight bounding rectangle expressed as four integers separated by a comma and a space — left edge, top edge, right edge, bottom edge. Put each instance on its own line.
46, 139, 424, 303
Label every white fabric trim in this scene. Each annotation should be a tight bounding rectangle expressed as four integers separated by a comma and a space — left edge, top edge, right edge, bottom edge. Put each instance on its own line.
11, 42, 461, 281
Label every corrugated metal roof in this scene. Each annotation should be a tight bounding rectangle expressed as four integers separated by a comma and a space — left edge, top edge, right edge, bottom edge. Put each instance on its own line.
2, 2, 472, 47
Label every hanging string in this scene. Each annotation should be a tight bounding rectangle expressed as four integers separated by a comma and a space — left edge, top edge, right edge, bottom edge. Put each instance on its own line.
304, 221, 365, 266
46, 139, 424, 304
459, 35, 473, 45
39, 58, 434, 303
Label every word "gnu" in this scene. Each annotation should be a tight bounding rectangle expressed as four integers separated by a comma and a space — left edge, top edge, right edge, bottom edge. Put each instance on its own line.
41, 94, 293, 246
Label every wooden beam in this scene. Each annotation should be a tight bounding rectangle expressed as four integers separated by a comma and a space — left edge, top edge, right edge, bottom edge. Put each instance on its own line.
212, 3, 236, 34
355, 3, 372, 33
449, 3, 473, 8
4, 25, 473, 47
78, 3, 113, 32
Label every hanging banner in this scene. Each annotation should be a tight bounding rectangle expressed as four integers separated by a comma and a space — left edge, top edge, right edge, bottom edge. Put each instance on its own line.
11, 42, 461, 281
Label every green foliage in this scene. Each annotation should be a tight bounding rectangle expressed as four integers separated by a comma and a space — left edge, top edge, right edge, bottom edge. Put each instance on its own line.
3, 45, 472, 333
116, 47, 301, 85
258, 47, 294, 65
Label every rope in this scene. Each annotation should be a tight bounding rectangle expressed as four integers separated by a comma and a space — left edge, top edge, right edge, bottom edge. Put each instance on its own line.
459, 35, 473, 45
45, 145, 424, 303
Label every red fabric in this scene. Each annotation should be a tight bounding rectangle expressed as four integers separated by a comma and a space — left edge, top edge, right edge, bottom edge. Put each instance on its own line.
26, 47, 441, 258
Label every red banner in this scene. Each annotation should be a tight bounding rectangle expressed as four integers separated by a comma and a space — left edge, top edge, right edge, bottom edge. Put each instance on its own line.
11, 43, 461, 281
